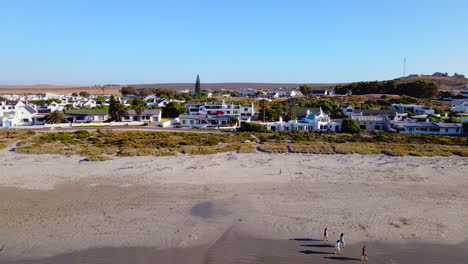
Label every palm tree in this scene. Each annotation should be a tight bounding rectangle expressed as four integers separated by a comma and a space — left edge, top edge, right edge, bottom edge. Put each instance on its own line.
134, 104, 145, 121
114, 104, 126, 121
45, 111, 65, 124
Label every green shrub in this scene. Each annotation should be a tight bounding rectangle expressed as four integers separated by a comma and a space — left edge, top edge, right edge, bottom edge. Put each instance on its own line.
206, 139, 219, 146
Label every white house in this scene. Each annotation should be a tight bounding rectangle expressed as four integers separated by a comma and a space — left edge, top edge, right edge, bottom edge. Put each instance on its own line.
450, 100, 468, 113
0, 101, 38, 127
394, 122, 463, 135
392, 104, 434, 115
260, 108, 342, 132
185, 100, 255, 121
179, 114, 237, 128
351, 115, 389, 131
122, 109, 161, 122
65, 109, 108, 123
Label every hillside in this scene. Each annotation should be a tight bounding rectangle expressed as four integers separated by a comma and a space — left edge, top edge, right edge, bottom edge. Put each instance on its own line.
395, 76, 468, 90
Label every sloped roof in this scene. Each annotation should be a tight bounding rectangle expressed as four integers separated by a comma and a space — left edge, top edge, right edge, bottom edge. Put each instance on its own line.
65, 109, 108, 115
23, 105, 37, 114
293, 107, 321, 115
125, 109, 161, 116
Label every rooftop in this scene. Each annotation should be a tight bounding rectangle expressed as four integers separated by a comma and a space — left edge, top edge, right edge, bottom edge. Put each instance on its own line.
65, 109, 109, 115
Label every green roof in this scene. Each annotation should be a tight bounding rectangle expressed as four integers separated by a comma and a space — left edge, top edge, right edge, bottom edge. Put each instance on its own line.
292, 107, 321, 115
65, 109, 109, 115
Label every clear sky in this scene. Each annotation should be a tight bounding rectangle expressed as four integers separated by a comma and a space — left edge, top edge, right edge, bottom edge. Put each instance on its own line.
1, 0, 467, 85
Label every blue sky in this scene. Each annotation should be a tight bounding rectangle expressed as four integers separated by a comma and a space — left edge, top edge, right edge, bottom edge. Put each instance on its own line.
1, 0, 467, 85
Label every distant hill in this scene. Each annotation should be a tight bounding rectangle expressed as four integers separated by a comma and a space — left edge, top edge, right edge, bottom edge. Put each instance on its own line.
0, 83, 338, 95
129, 83, 338, 91
395, 75, 468, 90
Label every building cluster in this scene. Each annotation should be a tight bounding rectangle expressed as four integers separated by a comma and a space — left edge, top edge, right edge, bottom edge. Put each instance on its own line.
0, 93, 162, 127
1, 90, 466, 136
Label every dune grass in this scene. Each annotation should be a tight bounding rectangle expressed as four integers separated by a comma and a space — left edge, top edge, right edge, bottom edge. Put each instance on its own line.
10, 129, 468, 157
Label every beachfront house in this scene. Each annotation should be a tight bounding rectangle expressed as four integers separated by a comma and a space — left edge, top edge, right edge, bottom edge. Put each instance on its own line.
179, 114, 235, 128
122, 109, 161, 122
394, 122, 463, 135
351, 115, 389, 131
185, 100, 255, 121
0, 101, 38, 127
260, 108, 342, 132
65, 109, 108, 123
392, 104, 434, 115
450, 100, 468, 113
343, 106, 408, 121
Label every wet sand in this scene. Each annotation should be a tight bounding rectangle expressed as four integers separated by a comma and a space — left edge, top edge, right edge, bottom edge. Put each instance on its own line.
4, 230, 468, 264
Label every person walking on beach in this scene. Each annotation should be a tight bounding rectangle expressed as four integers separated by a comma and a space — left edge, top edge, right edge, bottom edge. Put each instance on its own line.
361, 245, 368, 261
323, 228, 328, 241
339, 233, 346, 248
334, 240, 341, 255
279, 169, 282, 175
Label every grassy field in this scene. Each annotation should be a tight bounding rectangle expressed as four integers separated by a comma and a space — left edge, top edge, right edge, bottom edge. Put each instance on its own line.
7, 129, 466, 159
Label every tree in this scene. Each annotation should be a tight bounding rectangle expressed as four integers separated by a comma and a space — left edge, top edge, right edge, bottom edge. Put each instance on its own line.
132, 98, 145, 119
79, 91, 90, 98
259, 99, 267, 122
163, 102, 186, 118
300, 84, 312, 98
195, 74, 201, 96
120, 86, 137, 96
71, 92, 78, 97
45, 111, 65, 124
240, 122, 267, 132
341, 118, 359, 133
284, 107, 296, 122
229, 116, 239, 127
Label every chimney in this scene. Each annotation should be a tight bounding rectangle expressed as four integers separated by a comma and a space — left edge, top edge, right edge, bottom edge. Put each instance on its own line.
279, 116, 283, 122
425, 118, 429, 123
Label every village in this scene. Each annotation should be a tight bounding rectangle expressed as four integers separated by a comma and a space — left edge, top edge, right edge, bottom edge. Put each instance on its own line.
0, 82, 466, 136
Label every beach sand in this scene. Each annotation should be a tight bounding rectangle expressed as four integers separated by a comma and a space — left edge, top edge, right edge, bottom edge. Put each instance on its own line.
0, 149, 467, 263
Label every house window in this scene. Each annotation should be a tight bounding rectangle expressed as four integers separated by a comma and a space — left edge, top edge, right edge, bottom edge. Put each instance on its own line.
445, 128, 449, 132
375, 125, 381, 130
22, 118, 29, 122
190, 120, 194, 124
182, 120, 186, 124
360, 125, 366, 129
244, 108, 248, 111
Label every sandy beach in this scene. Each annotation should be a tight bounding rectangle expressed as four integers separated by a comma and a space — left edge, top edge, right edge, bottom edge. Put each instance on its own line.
0, 149, 467, 263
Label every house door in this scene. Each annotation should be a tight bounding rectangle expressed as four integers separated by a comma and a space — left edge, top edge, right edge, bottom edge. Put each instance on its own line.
5, 121, 11, 127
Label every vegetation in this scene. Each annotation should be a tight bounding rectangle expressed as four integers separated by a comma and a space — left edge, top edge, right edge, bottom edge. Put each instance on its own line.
240, 122, 267, 132
335, 80, 439, 98
162, 102, 186, 118
11, 130, 467, 157
44, 111, 66, 124
195, 74, 201, 96
299, 84, 312, 97
341, 118, 359, 134
120, 86, 137, 96
79, 91, 90, 98
108, 95, 126, 121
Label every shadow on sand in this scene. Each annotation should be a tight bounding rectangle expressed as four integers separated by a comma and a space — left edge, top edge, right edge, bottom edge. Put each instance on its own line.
301, 244, 334, 248
324, 256, 361, 261
299, 250, 334, 255
289, 238, 322, 242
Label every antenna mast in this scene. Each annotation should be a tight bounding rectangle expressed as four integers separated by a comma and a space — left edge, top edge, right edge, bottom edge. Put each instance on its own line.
403, 57, 406, 77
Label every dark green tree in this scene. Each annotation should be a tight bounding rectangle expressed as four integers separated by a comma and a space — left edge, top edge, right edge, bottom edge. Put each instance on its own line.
195, 74, 201, 96
45, 111, 65, 124
300, 84, 313, 98
229, 116, 239, 126
341, 118, 359, 134
120, 86, 137, 96
163, 102, 186, 118
79, 91, 90, 98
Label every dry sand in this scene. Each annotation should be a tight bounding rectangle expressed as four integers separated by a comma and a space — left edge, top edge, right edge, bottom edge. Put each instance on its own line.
0, 149, 467, 263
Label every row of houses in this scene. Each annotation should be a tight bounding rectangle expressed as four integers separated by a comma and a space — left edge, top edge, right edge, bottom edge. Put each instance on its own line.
0, 101, 161, 127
